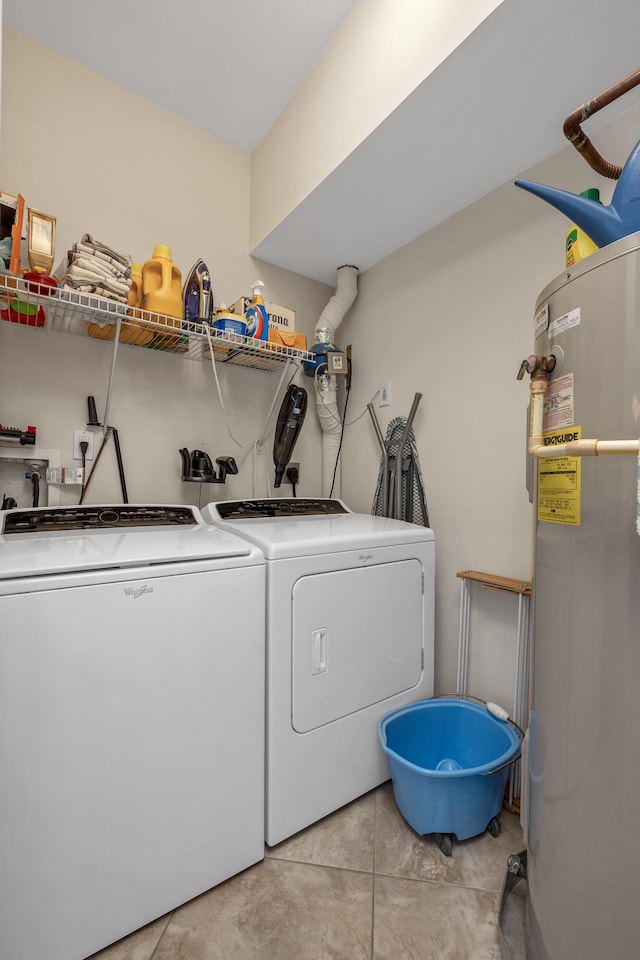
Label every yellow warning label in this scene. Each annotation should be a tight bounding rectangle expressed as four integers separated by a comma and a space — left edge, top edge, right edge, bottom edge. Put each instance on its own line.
537, 426, 581, 525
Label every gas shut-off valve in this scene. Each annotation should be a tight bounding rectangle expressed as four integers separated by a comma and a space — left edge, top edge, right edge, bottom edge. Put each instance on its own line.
516, 354, 556, 381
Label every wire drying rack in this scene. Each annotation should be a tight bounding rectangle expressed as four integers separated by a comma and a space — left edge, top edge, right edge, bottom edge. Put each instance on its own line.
0, 273, 313, 372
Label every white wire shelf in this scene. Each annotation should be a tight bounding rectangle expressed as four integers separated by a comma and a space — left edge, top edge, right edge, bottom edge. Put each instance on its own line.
0, 273, 313, 371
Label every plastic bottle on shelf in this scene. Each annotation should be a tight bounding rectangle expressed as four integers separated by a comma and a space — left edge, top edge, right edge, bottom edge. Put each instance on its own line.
566, 189, 601, 267
88, 263, 143, 343
122, 262, 153, 345
245, 279, 269, 340
142, 245, 182, 325
128, 263, 143, 309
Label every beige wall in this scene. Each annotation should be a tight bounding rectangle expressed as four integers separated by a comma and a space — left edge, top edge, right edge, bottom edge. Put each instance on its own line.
0, 27, 332, 507
338, 102, 640, 697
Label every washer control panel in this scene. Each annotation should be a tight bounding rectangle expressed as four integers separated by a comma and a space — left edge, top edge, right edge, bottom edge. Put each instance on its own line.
215, 498, 348, 520
2, 505, 198, 534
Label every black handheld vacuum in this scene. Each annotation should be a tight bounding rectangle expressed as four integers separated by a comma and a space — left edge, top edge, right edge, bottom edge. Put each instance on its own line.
273, 385, 307, 488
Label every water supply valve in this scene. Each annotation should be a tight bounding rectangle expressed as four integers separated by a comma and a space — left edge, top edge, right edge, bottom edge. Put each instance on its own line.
0, 423, 37, 445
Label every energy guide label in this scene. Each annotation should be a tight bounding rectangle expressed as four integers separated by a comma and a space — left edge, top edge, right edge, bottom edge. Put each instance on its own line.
537, 426, 581, 525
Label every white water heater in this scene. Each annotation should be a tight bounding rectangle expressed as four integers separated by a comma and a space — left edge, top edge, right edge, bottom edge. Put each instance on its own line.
525, 233, 640, 958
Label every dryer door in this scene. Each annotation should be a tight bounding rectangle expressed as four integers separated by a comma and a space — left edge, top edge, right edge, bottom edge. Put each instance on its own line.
292, 559, 424, 733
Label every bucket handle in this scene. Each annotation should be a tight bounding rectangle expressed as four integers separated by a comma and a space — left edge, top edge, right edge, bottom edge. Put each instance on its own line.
486, 751, 521, 776
431, 694, 524, 775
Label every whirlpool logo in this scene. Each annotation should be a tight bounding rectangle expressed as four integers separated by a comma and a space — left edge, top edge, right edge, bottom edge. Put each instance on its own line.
123, 584, 154, 599
359, 552, 374, 563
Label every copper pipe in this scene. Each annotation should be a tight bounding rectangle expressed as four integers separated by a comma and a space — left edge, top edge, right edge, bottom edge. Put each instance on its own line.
563, 67, 640, 179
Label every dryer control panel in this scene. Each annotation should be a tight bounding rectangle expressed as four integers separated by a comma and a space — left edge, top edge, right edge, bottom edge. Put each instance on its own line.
215, 498, 348, 520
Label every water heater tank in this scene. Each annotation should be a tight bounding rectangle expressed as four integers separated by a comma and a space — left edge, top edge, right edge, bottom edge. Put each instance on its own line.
526, 233, 640, 958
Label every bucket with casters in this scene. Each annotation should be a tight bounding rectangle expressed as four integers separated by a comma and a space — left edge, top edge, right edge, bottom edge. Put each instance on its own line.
378, 696, 522, 856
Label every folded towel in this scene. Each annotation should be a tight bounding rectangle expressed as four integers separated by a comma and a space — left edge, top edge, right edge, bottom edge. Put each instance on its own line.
63, 268, 130, 300
69, 254, 131, 285
78, 234, 132, 269
71, 241, 131, 278
62, 235, 133, 303
62, 280, 129, 301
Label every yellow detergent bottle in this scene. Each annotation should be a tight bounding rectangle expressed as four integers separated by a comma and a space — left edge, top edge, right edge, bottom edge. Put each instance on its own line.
128, 262, 143, 308
88, 262, 148, 343
142, 245, 182, 324
121, 262, 153, 345
566, 189, 601, 267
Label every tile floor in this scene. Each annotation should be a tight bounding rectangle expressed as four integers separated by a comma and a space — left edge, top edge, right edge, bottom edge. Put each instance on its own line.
90, 783, 523, 960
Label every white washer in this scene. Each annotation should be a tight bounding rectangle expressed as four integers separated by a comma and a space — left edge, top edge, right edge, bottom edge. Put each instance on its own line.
0, 504, 265, 960
201, 498, 435, 846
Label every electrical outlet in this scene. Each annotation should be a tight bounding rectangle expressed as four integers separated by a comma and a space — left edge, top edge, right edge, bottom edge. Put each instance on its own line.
284, 462, 300, 485
379, 382, 391, 407
73, 430, 94, 460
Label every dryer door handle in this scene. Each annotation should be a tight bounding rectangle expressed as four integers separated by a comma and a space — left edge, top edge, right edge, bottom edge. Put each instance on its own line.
311, 628, 328, 675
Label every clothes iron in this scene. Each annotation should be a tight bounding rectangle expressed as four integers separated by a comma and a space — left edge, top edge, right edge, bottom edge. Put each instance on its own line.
183, 260, 213, 326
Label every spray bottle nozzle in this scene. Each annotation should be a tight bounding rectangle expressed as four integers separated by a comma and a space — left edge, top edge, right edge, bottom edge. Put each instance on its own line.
250, 280, 265, 302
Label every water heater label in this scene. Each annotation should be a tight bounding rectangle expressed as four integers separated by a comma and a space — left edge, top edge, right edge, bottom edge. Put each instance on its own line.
548, 307, 581, 338
534, 303, 549, 338
537, 426, 582, 526
543, 373, 574, 430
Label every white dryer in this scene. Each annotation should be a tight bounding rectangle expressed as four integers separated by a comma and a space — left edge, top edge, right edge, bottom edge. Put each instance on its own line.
0, 504, 265, 960
201, 498, 435, 846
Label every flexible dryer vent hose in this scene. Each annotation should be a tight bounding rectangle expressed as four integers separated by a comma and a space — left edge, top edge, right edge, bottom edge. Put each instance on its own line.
314, 266, 359, 498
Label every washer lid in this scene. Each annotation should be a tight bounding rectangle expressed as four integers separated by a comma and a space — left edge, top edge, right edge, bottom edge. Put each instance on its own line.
0, 504, 258, 578
201, 498, 434, 560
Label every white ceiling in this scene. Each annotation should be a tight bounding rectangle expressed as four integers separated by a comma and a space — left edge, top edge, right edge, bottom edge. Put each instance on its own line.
3, 0, 360, 152
5, 0, 640, 285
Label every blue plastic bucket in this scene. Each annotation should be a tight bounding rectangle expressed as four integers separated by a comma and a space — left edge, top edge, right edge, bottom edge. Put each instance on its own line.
378, 697, 521, 841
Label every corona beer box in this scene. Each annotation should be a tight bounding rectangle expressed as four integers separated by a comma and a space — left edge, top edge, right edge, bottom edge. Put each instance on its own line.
268, 328, 307, 352
267, 302, 296, 332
